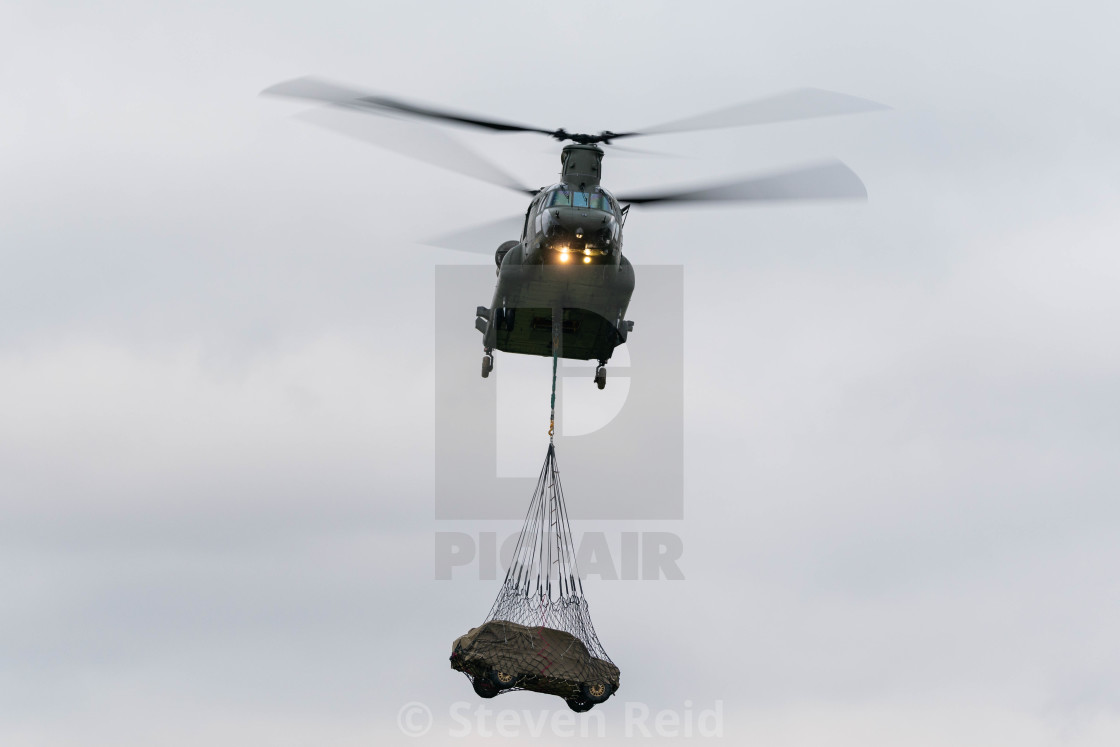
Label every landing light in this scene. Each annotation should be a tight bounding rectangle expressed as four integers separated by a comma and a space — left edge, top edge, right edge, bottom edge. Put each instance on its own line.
559, 253, 571, 263
583, 256, 591, 264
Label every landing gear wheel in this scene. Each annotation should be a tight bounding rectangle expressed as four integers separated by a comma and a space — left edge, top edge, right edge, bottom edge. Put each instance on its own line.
594, 366, 606, 390
489, 670, 518, 689
481, 354, 493, 378
472, 677, 499, 699
565, 697, 594, 713
581, 682, 612, 704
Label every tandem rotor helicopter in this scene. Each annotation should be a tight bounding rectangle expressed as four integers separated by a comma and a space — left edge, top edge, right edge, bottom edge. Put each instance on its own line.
264, 78, 885, 388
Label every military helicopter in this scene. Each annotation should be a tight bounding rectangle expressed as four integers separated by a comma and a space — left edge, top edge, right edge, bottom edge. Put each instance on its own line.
263, 79, 885, 388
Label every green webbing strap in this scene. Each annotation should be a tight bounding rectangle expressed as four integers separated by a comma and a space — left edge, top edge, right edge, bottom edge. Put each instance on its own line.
548, 308, 560, 440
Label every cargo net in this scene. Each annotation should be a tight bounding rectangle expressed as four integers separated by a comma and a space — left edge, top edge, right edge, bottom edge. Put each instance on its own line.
450, 443, 619, 710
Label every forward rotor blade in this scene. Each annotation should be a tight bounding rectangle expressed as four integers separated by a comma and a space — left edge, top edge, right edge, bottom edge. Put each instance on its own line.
262, 77, 377, 106
421, 215, 525, 254
294, 106, 535, 195
614, 88, 888, 139
616, 160, 868, 206
264, 76, 556, 136
602, 142, 682, 158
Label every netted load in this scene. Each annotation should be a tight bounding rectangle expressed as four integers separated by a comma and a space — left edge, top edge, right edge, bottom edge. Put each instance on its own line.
450, 443, 619, 712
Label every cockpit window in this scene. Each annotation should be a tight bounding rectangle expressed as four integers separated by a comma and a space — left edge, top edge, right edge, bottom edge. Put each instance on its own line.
546, 189, 614, 214
590, 192, 613, 212
547, 190, 572, 207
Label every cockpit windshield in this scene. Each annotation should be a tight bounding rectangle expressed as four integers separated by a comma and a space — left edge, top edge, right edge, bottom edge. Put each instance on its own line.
545, 188, 615, 214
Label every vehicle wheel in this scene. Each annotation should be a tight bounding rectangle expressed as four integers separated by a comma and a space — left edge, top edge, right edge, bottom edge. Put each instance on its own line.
489, 669, 519, 689
482, 354, 493, 378
472, 677, 499, 699
595, 367, 606, 390
580, 682, 613, 704
565, 697, 594, 713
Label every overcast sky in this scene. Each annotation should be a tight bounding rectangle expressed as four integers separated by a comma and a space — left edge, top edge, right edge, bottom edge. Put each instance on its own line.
3, 1, 1119, 745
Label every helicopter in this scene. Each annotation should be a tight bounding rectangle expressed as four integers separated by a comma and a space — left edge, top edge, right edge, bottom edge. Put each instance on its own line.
263, 78, 885, 388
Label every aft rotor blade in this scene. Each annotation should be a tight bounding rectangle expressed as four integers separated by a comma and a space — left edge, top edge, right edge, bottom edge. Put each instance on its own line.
613, 88, 888, 139
616, 160, 868, 205
264, 76, 557, 136
421, 215, 525, 254
294, 106, 536, 195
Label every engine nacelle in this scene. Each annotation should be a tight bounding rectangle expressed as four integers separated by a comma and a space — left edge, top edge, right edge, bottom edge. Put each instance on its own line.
495, 240, 519, 274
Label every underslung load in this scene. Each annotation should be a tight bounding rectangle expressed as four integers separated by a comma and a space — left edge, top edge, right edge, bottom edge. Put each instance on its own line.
450, 444, 619, 712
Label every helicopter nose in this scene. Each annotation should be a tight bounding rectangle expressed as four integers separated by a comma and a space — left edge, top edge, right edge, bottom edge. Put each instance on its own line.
542, 210, 618, 262
546, 210, 614, 240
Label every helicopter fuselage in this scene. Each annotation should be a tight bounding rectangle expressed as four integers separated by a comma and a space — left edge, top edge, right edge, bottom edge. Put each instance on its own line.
476, 144, 635, 370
